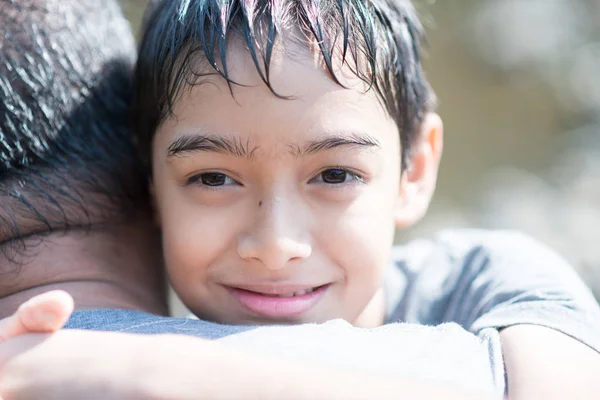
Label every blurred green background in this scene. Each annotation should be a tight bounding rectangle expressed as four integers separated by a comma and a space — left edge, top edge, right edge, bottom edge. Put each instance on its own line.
119, 0, 600, 312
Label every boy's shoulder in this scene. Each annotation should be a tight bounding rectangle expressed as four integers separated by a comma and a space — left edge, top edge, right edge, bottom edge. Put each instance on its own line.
386, 229, 600, 354
389, 228, 581, 285
389, 228, 586, 297
392, 228, 560, 266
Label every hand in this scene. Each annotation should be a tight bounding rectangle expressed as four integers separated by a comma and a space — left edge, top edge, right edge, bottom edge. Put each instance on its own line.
0, 290, 74, 341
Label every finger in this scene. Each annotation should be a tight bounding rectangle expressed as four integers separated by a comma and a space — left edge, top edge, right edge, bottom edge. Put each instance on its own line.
0, 291, 74, 342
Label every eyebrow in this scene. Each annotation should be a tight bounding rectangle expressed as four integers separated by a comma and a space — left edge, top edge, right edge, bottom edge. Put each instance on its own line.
292, 133, 381, 157
167, 134, 258, 159
167, 132, 380, 160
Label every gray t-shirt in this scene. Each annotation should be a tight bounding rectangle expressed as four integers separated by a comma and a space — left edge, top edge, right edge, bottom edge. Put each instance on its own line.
65, 230, 600, 398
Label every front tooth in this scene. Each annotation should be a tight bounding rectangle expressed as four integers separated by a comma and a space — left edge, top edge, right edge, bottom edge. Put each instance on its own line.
294, 289, 308, 296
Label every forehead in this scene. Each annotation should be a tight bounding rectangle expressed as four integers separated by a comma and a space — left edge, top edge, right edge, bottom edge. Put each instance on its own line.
154, 38, 400, 155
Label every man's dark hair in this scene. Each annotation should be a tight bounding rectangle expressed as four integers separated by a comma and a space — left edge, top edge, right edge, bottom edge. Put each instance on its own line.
133, 0, 436, 171
0, 0, 149, 258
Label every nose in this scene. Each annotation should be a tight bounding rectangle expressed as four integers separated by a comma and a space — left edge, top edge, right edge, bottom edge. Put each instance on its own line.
237, 197, 312, 270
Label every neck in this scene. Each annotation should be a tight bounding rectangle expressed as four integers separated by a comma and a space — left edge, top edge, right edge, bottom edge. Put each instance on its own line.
0, 222, 168, 319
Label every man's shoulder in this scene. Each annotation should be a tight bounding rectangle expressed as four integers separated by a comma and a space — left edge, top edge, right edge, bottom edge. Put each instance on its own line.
65, 309, 253, 339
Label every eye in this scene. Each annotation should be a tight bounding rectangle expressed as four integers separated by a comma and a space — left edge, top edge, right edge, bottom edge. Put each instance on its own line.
187, 172, 238, 187
310, 168, 364, 185
322, 169, 348, 184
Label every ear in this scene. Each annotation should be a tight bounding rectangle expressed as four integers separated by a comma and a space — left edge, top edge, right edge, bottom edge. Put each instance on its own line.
395, 113, 443, 228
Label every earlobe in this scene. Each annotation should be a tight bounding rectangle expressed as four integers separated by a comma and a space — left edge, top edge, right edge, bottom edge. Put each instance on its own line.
394, 113, 444, 228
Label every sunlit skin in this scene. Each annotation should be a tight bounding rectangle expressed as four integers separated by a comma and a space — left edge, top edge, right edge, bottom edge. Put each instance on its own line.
152, 39, 443, 327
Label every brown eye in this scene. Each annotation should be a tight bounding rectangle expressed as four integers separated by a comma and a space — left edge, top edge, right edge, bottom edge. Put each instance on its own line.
186, 172, 239, 188
200, 173, 227, 186
321, 169, 348, 184
308, 168, 364, 186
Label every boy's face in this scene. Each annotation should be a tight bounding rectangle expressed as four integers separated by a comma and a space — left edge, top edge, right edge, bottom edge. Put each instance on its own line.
152, 41, 442, 326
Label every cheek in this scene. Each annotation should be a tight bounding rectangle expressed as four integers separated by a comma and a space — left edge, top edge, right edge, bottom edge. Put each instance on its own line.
156, 185, 242, 285
337, 216, 395, 280
318, 186, 397, 288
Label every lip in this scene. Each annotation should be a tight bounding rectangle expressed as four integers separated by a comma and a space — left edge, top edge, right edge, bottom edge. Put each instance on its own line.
225, 284, 330, 319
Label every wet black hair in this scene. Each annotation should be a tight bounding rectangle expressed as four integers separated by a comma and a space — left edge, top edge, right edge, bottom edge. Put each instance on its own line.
133, 0, 436, 170
0, 0, 149, 258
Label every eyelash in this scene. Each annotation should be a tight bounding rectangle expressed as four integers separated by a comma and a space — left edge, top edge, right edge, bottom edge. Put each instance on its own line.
308, 167, 365, 186
185, 172, 240, 189
185, 168, 365, 189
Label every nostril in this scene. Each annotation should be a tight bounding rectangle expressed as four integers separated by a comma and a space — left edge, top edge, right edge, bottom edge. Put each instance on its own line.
237, 234, 312, 270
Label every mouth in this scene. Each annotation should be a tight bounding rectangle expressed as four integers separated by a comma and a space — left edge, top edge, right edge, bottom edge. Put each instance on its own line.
225, 284, 330, 319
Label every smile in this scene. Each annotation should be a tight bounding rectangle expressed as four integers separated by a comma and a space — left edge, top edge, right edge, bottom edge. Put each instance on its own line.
225, 284, 330, 319
258, 287, 318, 298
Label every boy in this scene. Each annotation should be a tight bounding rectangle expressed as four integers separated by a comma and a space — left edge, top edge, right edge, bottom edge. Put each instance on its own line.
133, 0, 600, 337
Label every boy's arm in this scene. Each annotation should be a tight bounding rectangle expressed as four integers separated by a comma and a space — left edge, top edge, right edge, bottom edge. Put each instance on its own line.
2, 323, 597, 400
500, 325, 600, 400
0, 291, 490, 400
0, 330, 486, 400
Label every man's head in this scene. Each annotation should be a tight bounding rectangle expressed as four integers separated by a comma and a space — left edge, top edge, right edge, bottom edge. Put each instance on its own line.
134, 0, 443, 326
0, 0, 148, 258
0, 0, 166, 314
